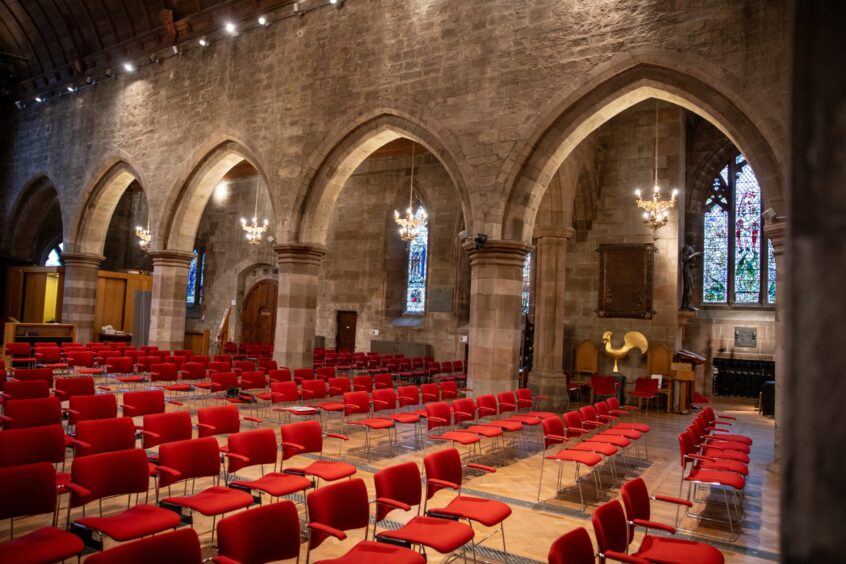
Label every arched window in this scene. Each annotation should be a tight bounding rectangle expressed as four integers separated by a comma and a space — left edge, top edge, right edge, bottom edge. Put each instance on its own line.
405, 208, 428, 313
44, 242, 63, 266
186, 247, 206, 306
702, 154, 775, 305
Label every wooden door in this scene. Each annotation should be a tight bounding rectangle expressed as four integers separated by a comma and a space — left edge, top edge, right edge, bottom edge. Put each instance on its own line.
94, 276, 127, 337
336, 310, 357, 352
240, 280, 278, 344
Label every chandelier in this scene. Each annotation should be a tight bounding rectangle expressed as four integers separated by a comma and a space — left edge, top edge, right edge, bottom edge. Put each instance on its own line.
635, 101, 678, 238
135, 219, 151, 251
394, 142, 427, 242
241, 177, 269, 245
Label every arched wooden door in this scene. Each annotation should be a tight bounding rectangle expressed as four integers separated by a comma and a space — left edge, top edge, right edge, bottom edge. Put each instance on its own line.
240, 279, 278, 344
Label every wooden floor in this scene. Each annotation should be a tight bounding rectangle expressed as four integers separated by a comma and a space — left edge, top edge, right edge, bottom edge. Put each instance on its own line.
1, 392, 780, 563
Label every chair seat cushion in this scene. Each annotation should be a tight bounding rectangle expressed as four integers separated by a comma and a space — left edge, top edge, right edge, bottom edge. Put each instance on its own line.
315, 540, 425, 564
350, 418, 394, 430
377, 516, 474, 553
527, 411, 558, 420
116, 376, 144, 383
614, 422, 650, 432
548, 449, 602, 466
695, 459, 748, 476
704, 439, 750, 454
601, 427, 641, 439
231, 473, 312, 497
77, 368, 104, 375
710, 433, 752, 445
702, 448, 749, 464
431, 431, 481, 445
572, 442, 617, 456
429, 495, 512, 527
0, 526, 84, 564
466, 425, 503, 438
290, 460, 356, 482
638, 535, 725, 564
483, 419, 523, 432
509, 415, 541, 425
687, 469, 745, 490
586, 434, 631, 447
391, 413, 420, 424
76, 504, 181, 541
163, 487, 254, 516
163, 384, 192, 392
318, 401, 345, 412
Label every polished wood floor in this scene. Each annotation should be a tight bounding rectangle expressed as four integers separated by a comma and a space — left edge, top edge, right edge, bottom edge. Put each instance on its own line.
1, 391, 779, 563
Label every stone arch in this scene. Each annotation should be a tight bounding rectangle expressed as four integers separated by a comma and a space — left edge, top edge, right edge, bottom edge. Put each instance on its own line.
4, 174, 63, 261
161, 138, 272, 252
685, 138, 738, 215
66, 157, 146, 255
293, 112, 472, 247
501, 55, 785, 243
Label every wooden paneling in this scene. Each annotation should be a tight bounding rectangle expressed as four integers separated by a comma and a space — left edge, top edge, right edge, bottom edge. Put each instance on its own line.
185, 330, 210, 356
22, 273, 47, 323
574, 339, 599, 374
647, 343, 673, 377
5, 268, 24, 321
4, 267, 63, 323
336, 311, 357, 352
240, 280, 277, 345
92, 271, 153, 340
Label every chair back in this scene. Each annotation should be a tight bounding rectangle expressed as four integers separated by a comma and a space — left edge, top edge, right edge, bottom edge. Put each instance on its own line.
69, 448, 151, 507
452, 398, 475, 424
352, 375, 373, 393
620, 478, 651, 542
67, 351, 96, 368
0, 462, 58, 521
123, 390, 165, 417
548, 527, 595, 564
425, 401, 452, 431
328, 377, 351, 397
240, 371, 266, 391
269, 381, 298, 403
374, 373, 393, 389
150, 362, 178, 381
3, 396, 62, 429
579, 405, 600, 426
269, 368, 292, 383
441, 380, 458, 399
423, 447, 463, 499
55, 376, 96, 400
421, 383, 439, 403
157, 437, 221, 487
209, 361, 231, 373
476, 394, 499, 417
3, 379, 50, 399
5, 342, 32, 357
591, 500, 630, 556
496, 391, 517, 413
563, 411, 587, 438
85, 528, 202, 564
373, 461, 422, 521
280, 420, 323, 460
343, 391, 371, 416
12, 367, 53, 387
307, 478, 369, 549
142, 411, 193, 448
197, 405, 240, 437
542, 416, 567, 449
75, 417, 137, 457
217, 501, 300, 564
372, 388, 397, 413
316, 366, 335, 381
397, 385, 419, 407
68, 393, 118, 425
226, 428, 278, 473
181, 362, 207, 381
301, 379, 327, 400
0, 424, 65, 467
106, 357, 134, 373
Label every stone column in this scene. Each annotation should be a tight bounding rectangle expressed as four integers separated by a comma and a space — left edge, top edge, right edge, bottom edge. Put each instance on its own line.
464, 239, 531, 395
764, 220, 786, 473
61, 252, 104, 343
530, 226, 575, 408
273, 244, 325, 369
148, 251, 194, 351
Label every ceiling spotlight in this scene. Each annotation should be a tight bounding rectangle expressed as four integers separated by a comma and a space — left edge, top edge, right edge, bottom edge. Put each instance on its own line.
35, 96, 43, 103
293, 2, 303, 15
15, 100, 25, 109
123, 62, 135, 73
66, 86, 75, 93
258, 16, 267, 26
171, 45, 180, 55
225, 21, 237, 35
199, 38, 209, 47
330, 0, 343, 7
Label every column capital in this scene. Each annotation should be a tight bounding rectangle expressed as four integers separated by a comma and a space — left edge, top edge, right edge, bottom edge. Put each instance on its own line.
148, 250, 195, 268
534, 226, 575, 240
764, 220, 787, 255
61, 252, 104, 269
273, 243, 327, 267
462, 239, 532, 268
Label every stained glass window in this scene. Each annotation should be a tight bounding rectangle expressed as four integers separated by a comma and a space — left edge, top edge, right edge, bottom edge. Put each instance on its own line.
522, 253, 532, 314
44, 242, 63, 267
702, 154, 774, 305
767, 240, 776, 304
405, 209, 428, 313
186, 248, 205, 306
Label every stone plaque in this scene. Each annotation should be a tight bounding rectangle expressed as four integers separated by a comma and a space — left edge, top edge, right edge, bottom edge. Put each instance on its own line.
427, 287, 453, 312
734, 327, 757, 348
596, 243, 655, 319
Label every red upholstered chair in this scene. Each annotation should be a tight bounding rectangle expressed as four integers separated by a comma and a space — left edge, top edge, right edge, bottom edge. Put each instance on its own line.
0, 462, 84, 563
122, 389, 168, 417
135, 355, 159, 373
372, 387, 420, 443
593, 499, 724, 564
0, 425, 69, 493
191, 355, 210, 367
105, 356, 135, 376
548, 526, 649, 564
166, 355, 189, 369
257, 359, 277, 373
420, 383, 439, 403
180, 361, 207, 382
352, 375, 373, 393
67, 350, 97, 370
474, 394, 524, 442
423, 448, 511, 555
239, 370, 267, 392
209, 360, 231, 374
34, 346, 68, 371
5, 342, 36, 368
373, 461, 475, 557
696, 411, 753, 445
2, 378, 50, 400
343, 390, 395, 460
373, 372, 393, 390
225, 428, 312, 501
269, 368, 292, 383
316, 366, 335, 381
306, 478, 425, 564
630, 377, 659, 413
538, 416, 605, 507
606, 397, 651, 431
214, 354, 234, 365
197, 405, 254, 438
71, 416, 137, 458
214, 501, 301, 564
174, 349, 193, 360
156, 437, 254, 534
258, 381, 307, 420
397, 385, 420, 410
595, 401, 650, 458
233, 360, 256, 376
141, 411, 193, 449
280, 420, 355, 487
86, 528, 202, 564
328, 376, 352, 398
564, 410, 633, 468
579, 405, 643, 459
12, 367, 54, 388
1, 396, 62, 429
591, 375, 618, 402
67, 393, 118, 426
621, 477, 696, 539
196, 371, 239, 402
53, 376, 98, 401
66, 448, 181, 550
515, 387, 556, 419
301, 378, 328, 402
497, 390, 544, 427
425, 401, 481, 451
150, 362, 179, 383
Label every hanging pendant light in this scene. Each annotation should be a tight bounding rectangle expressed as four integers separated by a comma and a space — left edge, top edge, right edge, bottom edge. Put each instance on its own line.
394, 142, 427, 242
634, 100, 678, 239
241, 176, 269, 245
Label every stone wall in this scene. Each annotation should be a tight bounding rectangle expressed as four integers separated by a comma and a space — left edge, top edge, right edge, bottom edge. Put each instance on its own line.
561, 101, 683, 383
316, 149, 468, 360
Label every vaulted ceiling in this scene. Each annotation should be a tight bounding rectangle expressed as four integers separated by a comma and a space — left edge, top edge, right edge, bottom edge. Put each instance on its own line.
0, 0, 295, 99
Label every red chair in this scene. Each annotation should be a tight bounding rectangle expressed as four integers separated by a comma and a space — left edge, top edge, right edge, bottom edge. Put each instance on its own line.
0, 396, 62, 429
497, 390, 544, 426
548, 526, 648, 564
696, 411, 753, 445
630, 377, 659, 413
166, 355, 189, 369
258, 381, 306, 419
198, 405, 255, 438
372, 387, 421, 445
538, 416, 605, 507
515, 387, 556, 419
352, 375, 373, 393
685, 423, 750, 463
2, 378, 50, 400
373, 372, 393, 390
180, 361, 207, 382
67, 449, 181, 550
67, 393, 118, 426
420, 383, 439, 403
135, 355, 159, 373
373, 461, 475, 557
397, 384, 420, 410
593, 499, 724, 564
191, 355, 210, 367
105, 356, 135, 375
214, 354, 234, 365
316, 366, 335, 381
141, 411, 193, 449
5, 342, 36, 367
174, 349, 193, 359
86, 528, 202, 564
591, 375, 618, 402
280, 420, 355, 487
209, 360, 231, 374
34, 346, 68, 371
423, 448, 510, 555
606, 397, 651, 432
475, 394, 524, 442
564, 410, 633, 467
53, 376, 97, 401
11, 367, 54, 388
688, 418, 750, 455
67, 350, 97, 369
343, 390, 395, 460
269, 368, 292, 383
257, 359, 278, 373
156, 437, 254, 533
214, 501, 301, 564
306, 478, 425, 564
0, 462, 84, 563
240, 370, 267, 392
328, 376, 352, 397
579, 405, 643, 458
621, 477, 696, 539
595, 401, 650, 458
0, 425, 69, 492
225, 428, 312, 501
196, 371, 239, 400
71, 416, 137, 458
150, 362, 179, 383
294, 368, 315, 385
426, 402, 481, 451
122, 389, 168, 417
233, 360, 256, 375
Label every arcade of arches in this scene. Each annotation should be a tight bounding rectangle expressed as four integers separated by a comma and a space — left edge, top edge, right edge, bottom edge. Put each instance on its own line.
0, 2, 843, 562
